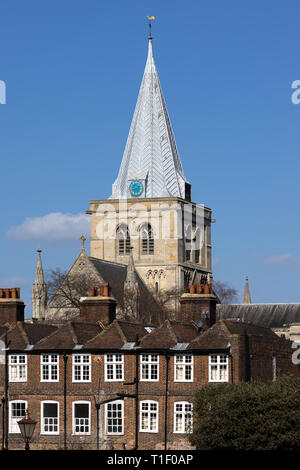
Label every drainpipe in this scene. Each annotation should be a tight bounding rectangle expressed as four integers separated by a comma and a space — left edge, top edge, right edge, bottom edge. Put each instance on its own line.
119, 349, 140, 450
164, 354, 170, 450
1, 397, 4, 451
63, 352, 68, 450
4, 334, 8, 450
95, 403, 100, 451
135, 352, 139, 451
230, 353, 234, 383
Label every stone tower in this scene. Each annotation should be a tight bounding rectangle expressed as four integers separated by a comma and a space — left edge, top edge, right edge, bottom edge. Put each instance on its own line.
32, 250, 47, 320
88, 34, 214, 316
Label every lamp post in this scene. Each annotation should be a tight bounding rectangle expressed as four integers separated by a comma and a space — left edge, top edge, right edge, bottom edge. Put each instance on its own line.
17, 409, 36, 451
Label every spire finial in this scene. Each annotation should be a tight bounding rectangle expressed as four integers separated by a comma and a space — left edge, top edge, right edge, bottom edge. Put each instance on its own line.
147, 16, 155, 40
80, 235, 86, 251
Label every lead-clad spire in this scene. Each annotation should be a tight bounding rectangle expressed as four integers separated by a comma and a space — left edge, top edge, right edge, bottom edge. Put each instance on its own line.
111, 37, 190, 200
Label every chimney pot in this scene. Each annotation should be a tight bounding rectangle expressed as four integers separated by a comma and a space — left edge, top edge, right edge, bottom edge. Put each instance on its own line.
80, 283, 116, 325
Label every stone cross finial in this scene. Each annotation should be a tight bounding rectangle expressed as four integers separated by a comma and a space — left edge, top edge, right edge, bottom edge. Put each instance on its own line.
80, 235, 86, 251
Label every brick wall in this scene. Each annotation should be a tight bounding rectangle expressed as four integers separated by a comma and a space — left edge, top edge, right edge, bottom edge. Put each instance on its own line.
1, 331, 299, 450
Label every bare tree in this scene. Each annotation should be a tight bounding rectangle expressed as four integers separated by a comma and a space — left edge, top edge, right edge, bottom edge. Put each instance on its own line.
213, 280, 238, 304
46, 267, 184, 325
45, 268, 103, 322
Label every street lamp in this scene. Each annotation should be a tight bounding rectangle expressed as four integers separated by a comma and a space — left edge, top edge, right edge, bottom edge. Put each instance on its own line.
17, 409, 36, 450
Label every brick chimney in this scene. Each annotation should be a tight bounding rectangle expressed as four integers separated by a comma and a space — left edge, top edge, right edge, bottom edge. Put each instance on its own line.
79, 283, 116, 325
0, 288, 25, 326
179, 283, 217, 330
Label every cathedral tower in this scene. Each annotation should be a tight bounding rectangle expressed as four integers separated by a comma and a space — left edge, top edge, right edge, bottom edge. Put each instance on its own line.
88, 33, 213, 317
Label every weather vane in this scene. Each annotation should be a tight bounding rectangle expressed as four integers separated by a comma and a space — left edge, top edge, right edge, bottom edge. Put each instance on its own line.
147, 16, 155, 39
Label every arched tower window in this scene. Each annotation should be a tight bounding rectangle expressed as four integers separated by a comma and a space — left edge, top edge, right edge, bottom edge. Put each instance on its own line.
141, 224, 154, 255
117, 224, 130, 255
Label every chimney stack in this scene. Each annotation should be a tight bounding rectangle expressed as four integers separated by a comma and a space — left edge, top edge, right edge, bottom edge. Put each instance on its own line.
0, 288, 25, 326
80, 283, 116, 326
179, 282, 217, 330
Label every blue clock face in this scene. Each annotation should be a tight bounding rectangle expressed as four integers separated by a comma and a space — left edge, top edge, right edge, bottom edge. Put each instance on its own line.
129, 180, 144, 197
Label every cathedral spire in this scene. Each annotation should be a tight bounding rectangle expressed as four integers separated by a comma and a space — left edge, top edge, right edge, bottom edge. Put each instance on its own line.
111, 34, 190, 200
242, 276, 252, 304
32, 250, 47, 320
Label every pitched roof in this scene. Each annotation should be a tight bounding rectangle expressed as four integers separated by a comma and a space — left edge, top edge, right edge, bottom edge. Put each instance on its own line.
84, 320, 148, 350
110, 38, 189, 199
217, 303, 300, 328
138, 320, 199, 350
0, 322, 57, 350
89, 258, 127, 305
188, 322, 230, 351
188, 320, 279, 351
33, 321, 102, 350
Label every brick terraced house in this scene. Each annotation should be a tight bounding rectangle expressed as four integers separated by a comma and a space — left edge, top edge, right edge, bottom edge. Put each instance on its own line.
0, 286, 299, 450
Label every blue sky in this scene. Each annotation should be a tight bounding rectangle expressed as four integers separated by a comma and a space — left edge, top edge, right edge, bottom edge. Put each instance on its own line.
1, 0, 300, 315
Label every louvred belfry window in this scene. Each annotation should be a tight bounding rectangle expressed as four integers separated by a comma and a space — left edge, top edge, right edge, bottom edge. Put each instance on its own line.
117, 225, 130, 255
141, 224, 154, 255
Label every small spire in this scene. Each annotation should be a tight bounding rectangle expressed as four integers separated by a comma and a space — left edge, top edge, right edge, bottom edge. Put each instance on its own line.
80, 235, 86, 252
32, 250, 47, 320
242, 276, 252, 304
35, 250, 45, 284
126, 246, 136, 283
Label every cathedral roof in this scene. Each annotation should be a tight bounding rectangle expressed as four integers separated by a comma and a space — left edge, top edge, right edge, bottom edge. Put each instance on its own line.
217, 303, 300, 329
111, 37, 190, 199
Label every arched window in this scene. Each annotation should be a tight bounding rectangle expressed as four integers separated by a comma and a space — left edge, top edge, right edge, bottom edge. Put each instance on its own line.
141, 224, 154, 255
117, 224, 130, 255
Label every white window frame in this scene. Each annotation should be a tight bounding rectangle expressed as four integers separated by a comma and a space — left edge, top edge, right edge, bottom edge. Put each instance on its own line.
40, 354, 59, 382
174, 354, 194, 382
104, 354, 124, 382
173, 401, 193, 434
140, 354, 159, 382
72, 401, 91, 435
9, 354, 27, 382
72, 354, 91, 382
140, 400, 159, 433
41, 401, 60, 435
9, 400, 27, 434
105, 400, 124, 435
209, 354, 229, 382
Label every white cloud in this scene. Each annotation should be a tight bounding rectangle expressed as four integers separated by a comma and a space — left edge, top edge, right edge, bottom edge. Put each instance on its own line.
7, 212, 90, 242
0, 277, 29, 288
264, 253, 300, 266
